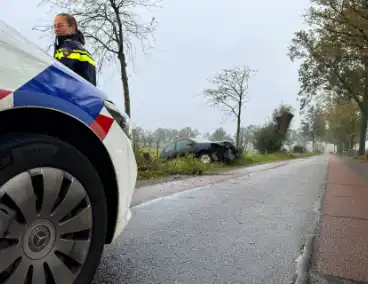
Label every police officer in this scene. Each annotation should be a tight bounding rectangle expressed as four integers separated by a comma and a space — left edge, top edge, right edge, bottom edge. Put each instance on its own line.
53, 13, 96, 86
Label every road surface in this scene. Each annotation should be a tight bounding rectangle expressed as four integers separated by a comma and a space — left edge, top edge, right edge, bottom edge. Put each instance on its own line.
93, 155, 328, 284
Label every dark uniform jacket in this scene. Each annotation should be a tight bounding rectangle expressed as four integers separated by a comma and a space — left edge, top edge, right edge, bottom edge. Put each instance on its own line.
54, 34, 96, 86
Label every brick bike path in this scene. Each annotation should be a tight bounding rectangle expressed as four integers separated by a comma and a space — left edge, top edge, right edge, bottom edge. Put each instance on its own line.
311, 155, 368, 284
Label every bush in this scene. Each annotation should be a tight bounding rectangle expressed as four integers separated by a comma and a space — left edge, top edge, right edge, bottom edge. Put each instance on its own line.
253, 104, 294, 154
134, 149, 222, 179
253, 124, 284, 153
293, 145, 305, 153
161, 155, 221, 174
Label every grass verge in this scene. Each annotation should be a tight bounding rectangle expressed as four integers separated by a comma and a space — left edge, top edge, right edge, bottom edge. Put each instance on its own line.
353, 155, 368, 161
136, 150, 316, 180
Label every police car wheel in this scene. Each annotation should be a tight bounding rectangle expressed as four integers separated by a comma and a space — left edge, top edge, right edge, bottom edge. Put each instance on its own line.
0, 133, 107, 284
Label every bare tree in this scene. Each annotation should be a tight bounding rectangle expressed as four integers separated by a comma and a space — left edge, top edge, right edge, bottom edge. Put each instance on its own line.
36, 0, 160, 118
202, 65, 256, 147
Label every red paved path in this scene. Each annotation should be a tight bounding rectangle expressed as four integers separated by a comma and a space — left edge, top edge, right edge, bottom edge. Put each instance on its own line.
314, 155, 368, 283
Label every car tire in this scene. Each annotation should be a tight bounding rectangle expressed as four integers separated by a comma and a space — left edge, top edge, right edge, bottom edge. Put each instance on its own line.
0, 133, 107, 284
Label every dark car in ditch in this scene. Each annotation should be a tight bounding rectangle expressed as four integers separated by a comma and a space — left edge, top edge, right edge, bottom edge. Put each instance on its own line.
160, 138, 240, 163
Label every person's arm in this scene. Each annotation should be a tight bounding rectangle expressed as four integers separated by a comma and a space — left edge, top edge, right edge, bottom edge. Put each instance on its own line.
89, 66, 97, 86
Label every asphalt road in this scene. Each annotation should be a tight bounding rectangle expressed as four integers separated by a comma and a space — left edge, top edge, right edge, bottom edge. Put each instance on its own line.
93, 155, 329, 284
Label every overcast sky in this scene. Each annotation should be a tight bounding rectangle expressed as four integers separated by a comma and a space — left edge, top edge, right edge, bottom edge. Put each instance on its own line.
1, 0, 309, 135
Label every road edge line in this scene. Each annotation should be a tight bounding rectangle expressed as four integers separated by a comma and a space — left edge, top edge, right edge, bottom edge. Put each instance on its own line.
294, 155, 330, 284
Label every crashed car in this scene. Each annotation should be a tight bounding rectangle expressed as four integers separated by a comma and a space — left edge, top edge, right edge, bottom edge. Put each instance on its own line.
160, 138, 240, 163
0, 21, 137, 283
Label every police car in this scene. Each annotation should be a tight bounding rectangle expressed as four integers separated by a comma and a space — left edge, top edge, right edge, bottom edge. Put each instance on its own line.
0, 21, 137, 283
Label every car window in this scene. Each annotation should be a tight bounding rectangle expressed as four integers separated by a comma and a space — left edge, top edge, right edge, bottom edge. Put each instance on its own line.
191, 138, 211, 143
164, 143, 175, 152
176, 139, 192, 150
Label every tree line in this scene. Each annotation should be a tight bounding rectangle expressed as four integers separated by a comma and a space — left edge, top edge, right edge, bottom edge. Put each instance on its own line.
132, 103, 313, 154
298, 96, 361, 153
132, 126, 251, 150
288, 0, 368, 155
133, 95, 360, 154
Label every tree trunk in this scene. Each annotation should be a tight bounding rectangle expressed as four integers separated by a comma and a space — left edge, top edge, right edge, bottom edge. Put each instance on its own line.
358, 95, 368, 155
349, 135, 355, 150
337, 142, 342, 154
236, 115, 241, 148
358, 113, 367, 155
119, 52, 131, 117
236, 102, 242, 148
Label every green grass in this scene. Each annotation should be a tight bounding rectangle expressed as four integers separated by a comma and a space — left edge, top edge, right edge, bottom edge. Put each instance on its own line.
353, 155, 368, 161
136, 147, 161, 160
218, 152, 315, 171
243, 152, 314, 164
135, 149, 316, 180
136, 154, 223, 180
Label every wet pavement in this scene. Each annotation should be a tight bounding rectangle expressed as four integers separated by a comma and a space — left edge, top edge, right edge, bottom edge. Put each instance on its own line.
93, 155, 328, 284
131, 160, 292, 207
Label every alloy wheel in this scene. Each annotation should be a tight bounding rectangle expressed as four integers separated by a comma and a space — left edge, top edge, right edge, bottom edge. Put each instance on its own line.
200, 154, 211, 164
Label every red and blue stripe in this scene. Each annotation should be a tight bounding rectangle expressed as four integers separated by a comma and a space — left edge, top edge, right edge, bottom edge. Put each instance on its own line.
2, 63, 114, 140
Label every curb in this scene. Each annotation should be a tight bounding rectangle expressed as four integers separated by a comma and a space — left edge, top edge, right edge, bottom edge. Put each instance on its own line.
294, 158, 329, 284
295, 234, 316, 284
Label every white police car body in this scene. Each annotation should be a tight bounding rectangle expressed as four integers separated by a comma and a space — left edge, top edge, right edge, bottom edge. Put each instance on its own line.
0, 21, 137, 283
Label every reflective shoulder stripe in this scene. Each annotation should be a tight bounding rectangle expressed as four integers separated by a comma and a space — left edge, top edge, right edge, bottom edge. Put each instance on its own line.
54, 47, 96, 66
73, 49, 91, 56
67, 52, 96, 66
